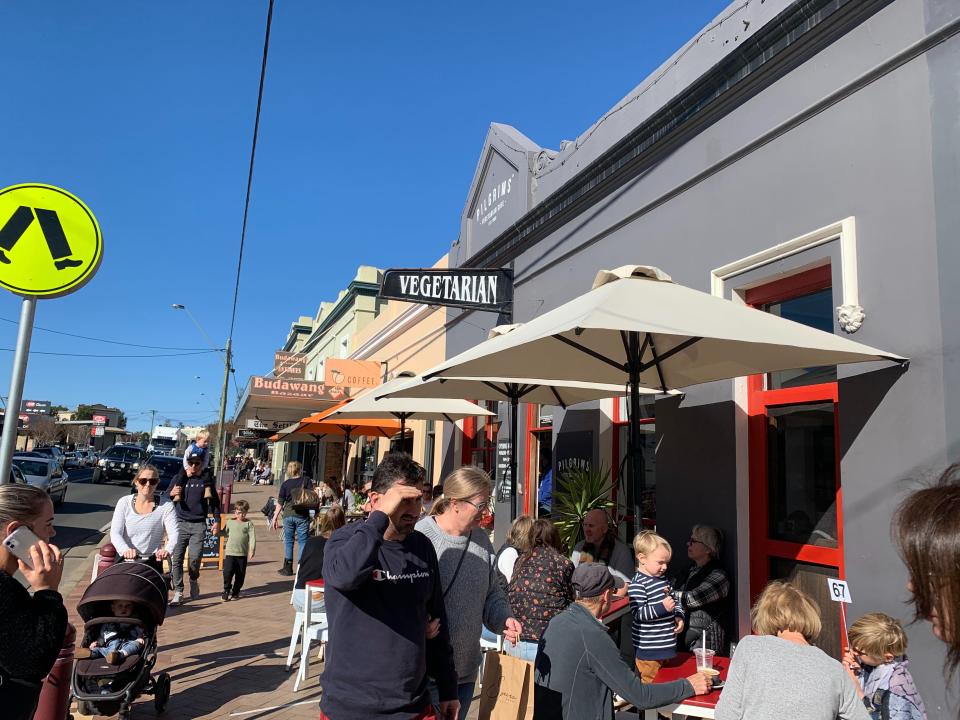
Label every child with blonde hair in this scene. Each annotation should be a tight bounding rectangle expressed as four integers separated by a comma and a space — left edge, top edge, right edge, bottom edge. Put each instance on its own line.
628, 530, 684, 683
844, 612, 927, 720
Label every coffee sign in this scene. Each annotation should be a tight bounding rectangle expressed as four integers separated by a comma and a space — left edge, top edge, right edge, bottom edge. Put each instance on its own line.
324, 359, 380, 389
379, 268, 513, 313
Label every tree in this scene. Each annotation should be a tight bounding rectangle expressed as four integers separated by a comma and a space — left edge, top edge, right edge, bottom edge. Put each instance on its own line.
29, 416, 60, 447
117, 411, 127, 428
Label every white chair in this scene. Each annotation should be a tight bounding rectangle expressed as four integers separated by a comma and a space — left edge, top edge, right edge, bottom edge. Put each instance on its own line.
478, 632, 503, 689
293, 582, 328, 692
284, 570, 305, 672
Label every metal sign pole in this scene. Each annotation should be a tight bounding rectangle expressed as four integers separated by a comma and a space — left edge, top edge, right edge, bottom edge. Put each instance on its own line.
0, 297, 37, 484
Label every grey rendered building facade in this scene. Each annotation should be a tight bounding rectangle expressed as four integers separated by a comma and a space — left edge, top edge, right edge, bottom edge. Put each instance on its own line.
441, 0, 960, 714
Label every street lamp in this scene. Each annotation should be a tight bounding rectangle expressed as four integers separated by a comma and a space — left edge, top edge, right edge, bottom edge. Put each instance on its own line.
172, 303, 232, 483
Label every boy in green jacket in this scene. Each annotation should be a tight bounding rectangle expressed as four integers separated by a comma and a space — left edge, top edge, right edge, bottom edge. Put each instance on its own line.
222, 500, 256, 601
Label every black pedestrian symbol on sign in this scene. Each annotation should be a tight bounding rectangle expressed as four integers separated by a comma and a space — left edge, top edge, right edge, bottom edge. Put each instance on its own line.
0, 205, 84, 271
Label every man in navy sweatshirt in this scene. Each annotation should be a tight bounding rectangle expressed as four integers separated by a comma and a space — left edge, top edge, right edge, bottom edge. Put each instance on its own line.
166, 452, 221, 606
321, 452, 458, 720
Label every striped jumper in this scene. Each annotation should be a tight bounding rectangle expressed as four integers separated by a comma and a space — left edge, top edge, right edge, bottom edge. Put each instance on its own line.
628, 571, 683, 660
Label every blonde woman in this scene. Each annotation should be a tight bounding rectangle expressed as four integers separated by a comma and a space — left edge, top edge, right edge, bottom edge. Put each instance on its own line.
715, 581, 869, 720
416, 466, 522, 720
110, 465, 179, 574
271, 461, 314, 576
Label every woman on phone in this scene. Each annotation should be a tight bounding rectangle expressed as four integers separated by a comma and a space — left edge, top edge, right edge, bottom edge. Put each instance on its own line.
0, 483, 68, 720
110, 464, 179, 573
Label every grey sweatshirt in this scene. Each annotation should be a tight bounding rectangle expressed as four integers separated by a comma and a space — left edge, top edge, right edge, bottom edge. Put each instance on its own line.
416, 517, 513, 683
534, 602, 693, 720
714, 635, 870, 720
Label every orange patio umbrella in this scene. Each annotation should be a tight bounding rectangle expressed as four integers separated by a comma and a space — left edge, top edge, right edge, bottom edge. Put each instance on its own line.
271, 400, 401, 487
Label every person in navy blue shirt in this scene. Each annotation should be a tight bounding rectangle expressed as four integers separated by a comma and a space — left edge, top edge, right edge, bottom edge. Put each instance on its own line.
321, 452, 458, 720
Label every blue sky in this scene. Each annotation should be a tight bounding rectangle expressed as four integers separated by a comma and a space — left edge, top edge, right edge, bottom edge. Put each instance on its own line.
0, 1, 730, 433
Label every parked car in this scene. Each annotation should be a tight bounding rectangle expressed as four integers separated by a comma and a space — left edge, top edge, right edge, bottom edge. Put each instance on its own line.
30, 446, 65, 464
8, 465, 25, 485
93, 445, 150, 484
12, 455, 68, 505
130, 454, 182, 500
64, 452, 82, 469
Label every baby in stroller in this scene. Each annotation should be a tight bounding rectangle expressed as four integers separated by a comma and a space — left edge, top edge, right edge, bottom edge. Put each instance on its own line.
76, 599, 145, 665
71, 562, 171, 719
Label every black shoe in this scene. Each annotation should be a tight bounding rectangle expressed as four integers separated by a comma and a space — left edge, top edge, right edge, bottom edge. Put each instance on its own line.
231, 591, 240, 600
278, 560, 293, 577
222, 592, 230, 602
54, 257, 83, 270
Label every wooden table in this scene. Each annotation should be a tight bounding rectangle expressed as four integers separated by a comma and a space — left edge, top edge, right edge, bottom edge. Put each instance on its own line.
643, 651, 729, 719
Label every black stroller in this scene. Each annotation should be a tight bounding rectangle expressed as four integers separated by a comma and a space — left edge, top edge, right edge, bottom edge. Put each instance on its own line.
71, 561, 171, 718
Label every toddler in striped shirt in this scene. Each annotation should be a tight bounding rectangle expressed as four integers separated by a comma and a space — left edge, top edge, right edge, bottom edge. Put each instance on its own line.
628, 531, 684, 683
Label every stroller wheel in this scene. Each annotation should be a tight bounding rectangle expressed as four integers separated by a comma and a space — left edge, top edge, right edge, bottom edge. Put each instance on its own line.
154, 671, 171, 712
75, 700, 95, 716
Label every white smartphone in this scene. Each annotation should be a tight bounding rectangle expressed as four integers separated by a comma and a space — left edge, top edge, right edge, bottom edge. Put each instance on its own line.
3, 525, 42, 570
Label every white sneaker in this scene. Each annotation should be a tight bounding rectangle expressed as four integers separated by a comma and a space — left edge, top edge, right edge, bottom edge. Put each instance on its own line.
189, 580, 200, 600
170, 591, 183, 606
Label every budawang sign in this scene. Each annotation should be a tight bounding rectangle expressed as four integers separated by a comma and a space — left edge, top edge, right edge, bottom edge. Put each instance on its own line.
379, 268, 513, 313
248, 375, 346, 402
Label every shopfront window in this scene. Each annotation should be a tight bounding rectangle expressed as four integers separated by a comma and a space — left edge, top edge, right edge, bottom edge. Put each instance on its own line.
529, 406, 554, 517
464, 400, 498, 473
747, 264, 845, 658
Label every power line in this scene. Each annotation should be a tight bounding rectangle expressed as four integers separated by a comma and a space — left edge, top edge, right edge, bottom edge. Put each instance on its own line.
0, 349, 220, 358
0, 316, 219, 351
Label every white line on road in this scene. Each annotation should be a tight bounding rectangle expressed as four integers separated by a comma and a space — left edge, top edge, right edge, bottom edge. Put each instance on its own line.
99, 522, 111, 533
229, 698, 320, 716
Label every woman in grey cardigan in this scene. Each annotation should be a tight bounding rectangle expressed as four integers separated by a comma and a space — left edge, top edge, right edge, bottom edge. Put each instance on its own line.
416, 466, 522, 720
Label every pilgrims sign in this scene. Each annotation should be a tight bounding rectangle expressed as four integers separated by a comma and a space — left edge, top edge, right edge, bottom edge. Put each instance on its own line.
379, 268, 513, 313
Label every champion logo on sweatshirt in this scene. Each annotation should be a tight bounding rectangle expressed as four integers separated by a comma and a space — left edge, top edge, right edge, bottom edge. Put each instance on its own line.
371, 568, 430, 583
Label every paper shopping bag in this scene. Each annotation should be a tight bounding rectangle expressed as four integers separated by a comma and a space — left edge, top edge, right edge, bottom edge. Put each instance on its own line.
477, 652, 535, 720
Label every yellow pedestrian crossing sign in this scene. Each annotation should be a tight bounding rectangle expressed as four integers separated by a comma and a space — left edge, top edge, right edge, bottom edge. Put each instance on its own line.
0, 183, 103, 298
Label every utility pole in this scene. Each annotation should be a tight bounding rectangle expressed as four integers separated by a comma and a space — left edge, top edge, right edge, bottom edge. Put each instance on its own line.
215, 338, 232, 486
148, 409, 156, 447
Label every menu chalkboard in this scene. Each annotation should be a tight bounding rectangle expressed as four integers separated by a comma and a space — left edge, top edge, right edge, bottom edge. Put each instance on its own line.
495, 439, 513, 503
200, 515, 223, 569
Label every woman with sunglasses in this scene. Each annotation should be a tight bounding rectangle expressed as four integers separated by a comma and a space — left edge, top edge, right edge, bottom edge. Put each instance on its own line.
674, 524, 731, 654
109, 464, 179, 573
416, 466, 522, 720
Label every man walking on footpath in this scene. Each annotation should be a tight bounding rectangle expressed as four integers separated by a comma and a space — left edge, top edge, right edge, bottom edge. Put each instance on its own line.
321, 452, 459, 720
165, 451, 221, 605
534, 563, 711, 720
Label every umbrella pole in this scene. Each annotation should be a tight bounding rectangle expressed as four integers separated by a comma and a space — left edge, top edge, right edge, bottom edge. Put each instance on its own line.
313, 434, 321, 484
400, 415, 406, 451
510, 394, 519, 522
341, 428, 352, 491
627, 331, 644, 538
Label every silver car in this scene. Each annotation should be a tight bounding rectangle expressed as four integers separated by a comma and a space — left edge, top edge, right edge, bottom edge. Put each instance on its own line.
12, 455, 68, 505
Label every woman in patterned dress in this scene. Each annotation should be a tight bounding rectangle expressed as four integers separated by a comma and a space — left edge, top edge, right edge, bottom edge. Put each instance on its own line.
505, 518, 574, 661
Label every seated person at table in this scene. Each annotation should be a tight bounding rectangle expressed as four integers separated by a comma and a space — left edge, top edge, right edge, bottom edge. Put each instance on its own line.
629, 531, 684, 683
715, 581, 869, 720
534, 563, 710, 720
293, 505, 346, 613
76, 600, 145, 665
571, 509, 635, 584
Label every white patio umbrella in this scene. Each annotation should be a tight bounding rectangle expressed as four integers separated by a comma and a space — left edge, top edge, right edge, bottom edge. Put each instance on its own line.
380, 364, 660, 519
325, 372, 495, 444
420, 265, 907, 530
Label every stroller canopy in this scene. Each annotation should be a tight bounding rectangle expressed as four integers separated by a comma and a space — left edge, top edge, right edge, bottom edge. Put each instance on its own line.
77, 561, 168, 627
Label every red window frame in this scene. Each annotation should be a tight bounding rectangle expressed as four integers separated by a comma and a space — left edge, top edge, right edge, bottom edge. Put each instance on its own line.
525, 405, 552, 516
745, 264, 846, 597
461, 401, 497, 472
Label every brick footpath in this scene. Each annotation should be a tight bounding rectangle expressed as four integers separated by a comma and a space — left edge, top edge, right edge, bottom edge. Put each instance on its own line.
66, 476, 483, 720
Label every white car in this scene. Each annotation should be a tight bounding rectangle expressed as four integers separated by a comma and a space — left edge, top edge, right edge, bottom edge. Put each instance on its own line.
12, 455, 68, 506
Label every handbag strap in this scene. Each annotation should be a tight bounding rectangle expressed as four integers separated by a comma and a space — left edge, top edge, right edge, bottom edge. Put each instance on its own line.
442, 538, 471, 600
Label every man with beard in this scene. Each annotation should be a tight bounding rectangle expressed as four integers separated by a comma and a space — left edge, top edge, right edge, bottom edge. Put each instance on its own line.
320, 452, 458, 720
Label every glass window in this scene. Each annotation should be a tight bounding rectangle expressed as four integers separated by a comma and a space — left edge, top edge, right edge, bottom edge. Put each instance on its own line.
13, 460, 49, 476
766, 402, 837, 547
770, 557, 842, 659
765, 288, 837, 389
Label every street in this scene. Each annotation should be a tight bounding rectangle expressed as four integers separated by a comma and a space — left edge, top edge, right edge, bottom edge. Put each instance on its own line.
49, 467, 130, 596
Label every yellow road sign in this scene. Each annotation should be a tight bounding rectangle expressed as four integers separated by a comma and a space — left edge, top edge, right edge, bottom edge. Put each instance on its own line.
0, 183, 103, 298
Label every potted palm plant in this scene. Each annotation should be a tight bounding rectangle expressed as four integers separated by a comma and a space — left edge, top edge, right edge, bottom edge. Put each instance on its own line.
551, 463, 614, 553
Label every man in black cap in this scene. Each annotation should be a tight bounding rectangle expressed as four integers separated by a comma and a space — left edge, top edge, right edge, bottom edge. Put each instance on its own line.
534, 562, 710, 720
166, 451, 221, 605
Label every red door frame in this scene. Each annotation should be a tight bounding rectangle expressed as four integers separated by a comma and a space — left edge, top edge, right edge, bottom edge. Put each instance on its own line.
462, 402, 497, 471
525, 404, 552, 517
745, 265, 846, 599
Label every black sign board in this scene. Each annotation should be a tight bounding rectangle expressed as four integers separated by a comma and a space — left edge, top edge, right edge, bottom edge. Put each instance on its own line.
20, 399, 51, 415
237, 428, 272, 440
495, 439, 513, 503
379, 268, 513, 313
201, 515, 221, 563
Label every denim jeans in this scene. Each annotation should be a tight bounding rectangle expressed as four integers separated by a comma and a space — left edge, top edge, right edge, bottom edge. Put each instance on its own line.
503, 638, 539, 662
292, 587, 325, 614
428, 678, 476, 720
283, 515, 310, 563
91, 638, 142, 658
